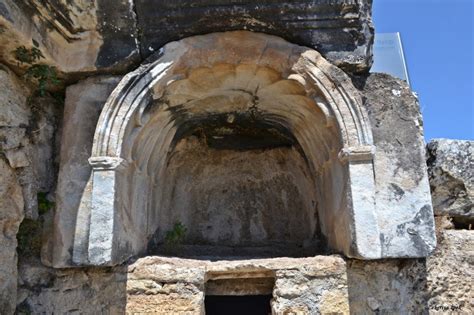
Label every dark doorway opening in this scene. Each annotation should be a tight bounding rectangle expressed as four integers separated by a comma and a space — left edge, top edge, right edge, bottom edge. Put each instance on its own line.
205, 295, 272, 315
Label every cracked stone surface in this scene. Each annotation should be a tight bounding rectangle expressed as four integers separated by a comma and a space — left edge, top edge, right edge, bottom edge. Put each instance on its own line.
18, 256, 349, 314
0, 0, 139, 74
0, 158, 24, 314
355, 73, 436, 257
0, 64, 61, 314
0, 0, 373, 75
0, 69, 29, 315
427, 139, 473, 224
16, 229, 474, 314
135, 0, 374, 73
426, 229, 474, 313
44, 75, 121, 267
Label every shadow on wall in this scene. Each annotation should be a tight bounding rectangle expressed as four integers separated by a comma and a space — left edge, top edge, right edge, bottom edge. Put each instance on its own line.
347, 259, 429, 314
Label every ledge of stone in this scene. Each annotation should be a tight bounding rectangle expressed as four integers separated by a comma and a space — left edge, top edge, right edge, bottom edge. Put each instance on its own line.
0, 0, 373, 77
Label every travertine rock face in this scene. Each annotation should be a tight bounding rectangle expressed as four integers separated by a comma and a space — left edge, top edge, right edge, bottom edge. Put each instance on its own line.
17, 258, 127, 314
0, 0, 373, 75
0, 68, 28, 314
426, 229, 474, 313
0, 67, 59, 220
0, 65, 61, 314
0, 0, 139, 74
135, 0, 374, 73
17, 227, 474, 314
347, 259, 428, 314
0, 158, 24, 314
427, 139, 473, 224
347, 230, 474, 314
0, 67, 31, 172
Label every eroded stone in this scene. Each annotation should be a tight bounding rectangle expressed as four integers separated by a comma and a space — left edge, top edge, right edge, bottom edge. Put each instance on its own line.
47, 75, 121, 267
0, 1, 373, 76
427, 139, 473, 224
426, 229, 474, 312
356, 73, 437, 257
0, 158, 24, 314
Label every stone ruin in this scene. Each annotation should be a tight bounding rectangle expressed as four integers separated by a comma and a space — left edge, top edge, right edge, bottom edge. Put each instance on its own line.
0, 1, 472, 314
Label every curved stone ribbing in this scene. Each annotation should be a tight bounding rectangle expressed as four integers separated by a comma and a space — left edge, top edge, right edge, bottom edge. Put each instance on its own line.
73, 31, 379, 266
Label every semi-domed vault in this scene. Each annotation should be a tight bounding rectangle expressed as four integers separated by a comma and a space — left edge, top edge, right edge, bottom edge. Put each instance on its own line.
49, 31, 436, 267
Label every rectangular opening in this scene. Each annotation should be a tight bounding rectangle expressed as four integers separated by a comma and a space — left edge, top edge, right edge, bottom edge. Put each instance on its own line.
205, 295, 272, 315
205, 277, 274, 314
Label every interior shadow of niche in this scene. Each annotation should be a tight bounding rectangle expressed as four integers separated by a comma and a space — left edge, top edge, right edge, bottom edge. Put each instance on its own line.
144, 112, 329, 260
15, 255, 129, 314
346, 258, 429, 315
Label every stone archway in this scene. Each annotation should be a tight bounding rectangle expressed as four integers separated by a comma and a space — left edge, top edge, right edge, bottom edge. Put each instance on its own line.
62, 31, 380, 266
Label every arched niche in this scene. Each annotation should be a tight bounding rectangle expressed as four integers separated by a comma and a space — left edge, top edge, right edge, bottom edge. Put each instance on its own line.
71, 31, 379, 266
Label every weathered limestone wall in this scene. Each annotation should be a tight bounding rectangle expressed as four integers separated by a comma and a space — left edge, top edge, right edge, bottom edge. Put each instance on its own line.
348, 227, 473, 314
0, 156, 23, 313
15, 226, 473, 314
0, 66, 60, 314
0, 0, 373, 75
2, 67, 470, 314
427, 139, 473, 227
18, 256, 349, 314
0, 0, 138, 74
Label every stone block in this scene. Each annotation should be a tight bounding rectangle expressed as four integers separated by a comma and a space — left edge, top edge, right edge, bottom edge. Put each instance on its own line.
47, 75, 121, 267
5, 148, 29, 168
427, 139, 473, 224
135, 0, 374, 73
356, 73, 437, 257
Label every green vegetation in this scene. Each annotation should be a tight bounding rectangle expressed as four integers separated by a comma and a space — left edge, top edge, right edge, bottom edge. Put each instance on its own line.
24, 64, 60, 96
164, 222, 187, 253
37, 192, 54, 215
13, 40, 60, 96
13, 45, 44, 64
16, 193, 54, 257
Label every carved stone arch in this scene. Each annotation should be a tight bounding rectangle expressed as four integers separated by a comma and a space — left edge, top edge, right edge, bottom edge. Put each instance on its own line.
71, 31, 380, 266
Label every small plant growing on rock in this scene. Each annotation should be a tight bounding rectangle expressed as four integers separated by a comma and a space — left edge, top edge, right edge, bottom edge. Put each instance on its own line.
13, 45, 44, 64
164, 222, 187, 254
24, 64, 60, 96
37, 192, 54, 215
13, 40, 60, 96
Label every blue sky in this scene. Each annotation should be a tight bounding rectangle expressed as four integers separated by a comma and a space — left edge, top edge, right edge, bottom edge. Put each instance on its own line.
373, 0, 473, 141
